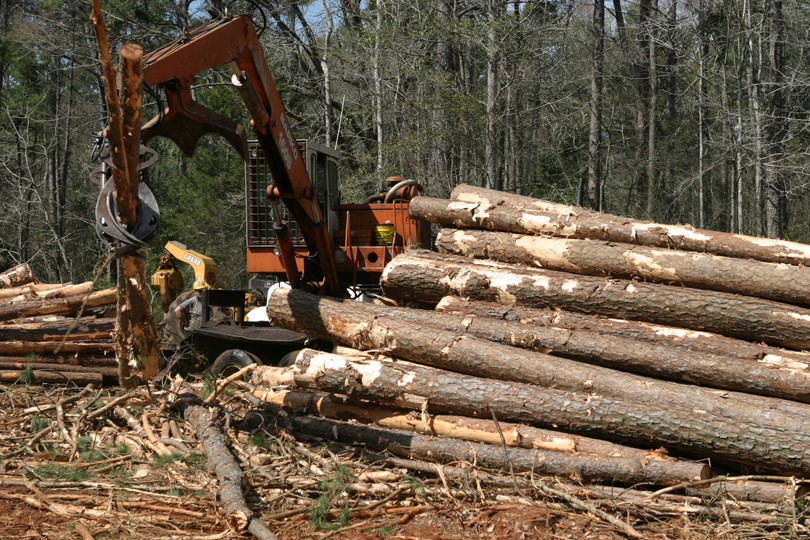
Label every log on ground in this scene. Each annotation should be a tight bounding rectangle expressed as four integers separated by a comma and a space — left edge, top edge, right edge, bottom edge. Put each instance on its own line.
437, 227, 810, 306
0, 288, 116, 322
280, 411, 710, 486
447, 185, 810, 267
379, 250, 810, 351
0, 264, 33, 289
0, 341, 113, 354
0, 354, 118, 367
266, 288, 810, 427
0, 370, 103, 386
253, 350, 810, 473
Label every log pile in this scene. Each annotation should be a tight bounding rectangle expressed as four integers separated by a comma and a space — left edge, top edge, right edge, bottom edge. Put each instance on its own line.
0, 263, 118, 385
255, 186, 810, 514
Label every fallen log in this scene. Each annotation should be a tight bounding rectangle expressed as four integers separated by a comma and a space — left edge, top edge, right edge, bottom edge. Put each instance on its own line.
278, 411, 710, 486
0, 354, 118, 367
0, 361, 117, 378
437, 227, 810, 306
252, 388, 658, 458
446, 185, 810, 267
253, 350, 810, 473
0, 263, 33, 289
0, 288, 116, 322
0, 317, 115, 335
0, 282, 93, 305
0, 369, 103, 386
0, 330, 112, 342
435, 296, 810, 368
380, 250, 810, 351
266, 288, 810, 425
685, 478, 809, 503
0, 341, 113, 354
0, 283, 65, 300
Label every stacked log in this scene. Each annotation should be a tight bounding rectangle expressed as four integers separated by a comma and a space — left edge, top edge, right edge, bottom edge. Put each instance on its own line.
0, 266, 118, 385
255, 186, 810, 502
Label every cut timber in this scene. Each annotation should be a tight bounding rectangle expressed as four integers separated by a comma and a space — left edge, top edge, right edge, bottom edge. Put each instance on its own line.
278, 412, 710, 486
0, 264, 33, 289
266, 288, 810, 429
0, 361, 117, 377
447, 185, 810, 267
0, 288, 116, 322
253, 388, 658, 458
0, 282, 93, 305
437, 228, 810, 306
380, 250, 810, 351
0, 370, 102, 386
253, 350, 810, 473
0, 283, 65, 300
0, 341, 113, 354
435, 296, 810, 368
687, 479, 809, 503
0, 354, 118, 367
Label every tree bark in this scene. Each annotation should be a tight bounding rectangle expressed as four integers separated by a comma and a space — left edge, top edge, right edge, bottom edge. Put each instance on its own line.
588, 0, 604, 210
380, 250, 810, 351
0, 288, 116, 322
434, 296, 810, 370
273, 408, 710, 485
0, 264, 34, 289
0, 370, 102, 386
0, 318, 115, 341
0, 341, 113, 354
266, 288, 810, 429
0, 361, 117, 378
442, 186, 810, 266
253, 350, 810, 473
0, 282, 93, 305
0, 354, 118, 367
436, 227, 810, 306
253, 388, 657, 458
0, 283, 63, 300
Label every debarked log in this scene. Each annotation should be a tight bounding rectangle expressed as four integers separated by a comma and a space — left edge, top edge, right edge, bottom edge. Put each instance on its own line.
0, 283, 66, 301
447, 185, 810, 267
252, 388, 659, 458
0, 282, 93, 305
0, 263, 33, 289
434, 296, 810, 369
0, 288, 116, 322
380, 250, 810, 351
253, 350, 810, 473
266, 288, 810, 428
436, 227, 810, 306
278, 411, 710, 486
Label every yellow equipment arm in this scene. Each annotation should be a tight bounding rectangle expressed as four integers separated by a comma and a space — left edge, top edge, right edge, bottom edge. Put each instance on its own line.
164, 241, 218, 289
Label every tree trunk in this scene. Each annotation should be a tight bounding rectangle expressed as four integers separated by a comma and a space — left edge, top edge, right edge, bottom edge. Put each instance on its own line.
0, 264, 34, 289
766, 0, 786, 239
0, 341, 113, 354
0, 354, 118, 367
435, 227, 810, 305
0, 361, 117, 378
254, 388, 657, 458
429, 188, 810, 266
0, 283, 67, 300
0, 318, 115, 341
588, 0, 605, 210
272, 407, 710, 485
253, 350, 810, 473
434, 296, 810, 370
380, 250, 810, 351
0, 288, 116, 322
0, 370, 102, 386
266, 288, 810, 428
0, 282, 93, 305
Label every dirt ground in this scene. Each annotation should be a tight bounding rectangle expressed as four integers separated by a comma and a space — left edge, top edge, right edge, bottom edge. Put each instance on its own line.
0, 382, 805, 540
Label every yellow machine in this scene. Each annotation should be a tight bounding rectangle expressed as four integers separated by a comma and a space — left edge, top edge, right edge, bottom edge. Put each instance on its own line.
150, 241, 218, 312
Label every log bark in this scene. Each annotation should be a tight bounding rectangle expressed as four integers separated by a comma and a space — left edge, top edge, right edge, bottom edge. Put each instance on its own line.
0, 263, 33, 289
0, 283, 64, 300
0, 361, 117, 378
446, 185, 810, 266
253, 351, 810, 473
0, 330, 112, 342
380, 250, 810, 351
0, 288, 116, 322
0, 341, 113, 354
266, 288, 810, 425
437, 227, 810, 306
0, 354, 118, 367
687, 479, 808, 503
0, 282, 93, 305
0, 369, 102, 386
280, 412, 710, 486
253, 388, 657, 458
435, 296, 810, 369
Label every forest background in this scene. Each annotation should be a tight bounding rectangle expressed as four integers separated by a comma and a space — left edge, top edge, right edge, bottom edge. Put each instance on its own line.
0, 0, 807, 291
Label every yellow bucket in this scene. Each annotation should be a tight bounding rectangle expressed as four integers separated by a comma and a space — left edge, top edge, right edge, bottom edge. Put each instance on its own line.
375, 224, 395, 246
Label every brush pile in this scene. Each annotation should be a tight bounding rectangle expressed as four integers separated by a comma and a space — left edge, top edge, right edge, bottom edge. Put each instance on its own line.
0, 263, 118, 385
254, 185, 810, 531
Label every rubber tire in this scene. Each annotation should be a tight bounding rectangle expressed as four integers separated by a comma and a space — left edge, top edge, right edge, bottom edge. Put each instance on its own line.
208, 349, 262, 379
277, 350, 301, 367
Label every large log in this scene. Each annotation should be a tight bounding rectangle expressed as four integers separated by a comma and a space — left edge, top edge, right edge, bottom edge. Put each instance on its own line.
380, 250, 810, 350
0, 282, 93, 305
0, 354, 118, 367
277, 411, 710, 486
0, 318, 114, 341
253, 388, 658, 458
437, 227, 810, 306
0, 369, 102, 386
0, 283, 64, 300
0, 341, 113, 354
0, 361, 117, 378
253, 350, 810, 473
0, 263, 33, 289
435, 296, 810, 368
265, 288, 810, 429
446, 185, 810, 266
0, 288, 116, 322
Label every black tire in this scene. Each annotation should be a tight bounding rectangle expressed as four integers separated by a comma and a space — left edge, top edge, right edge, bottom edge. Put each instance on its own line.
208, 349, 262, 379
277, 350, 301, 367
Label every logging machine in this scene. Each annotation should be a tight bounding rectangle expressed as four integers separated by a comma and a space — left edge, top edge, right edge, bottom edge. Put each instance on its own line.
90, 10, 429, 374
